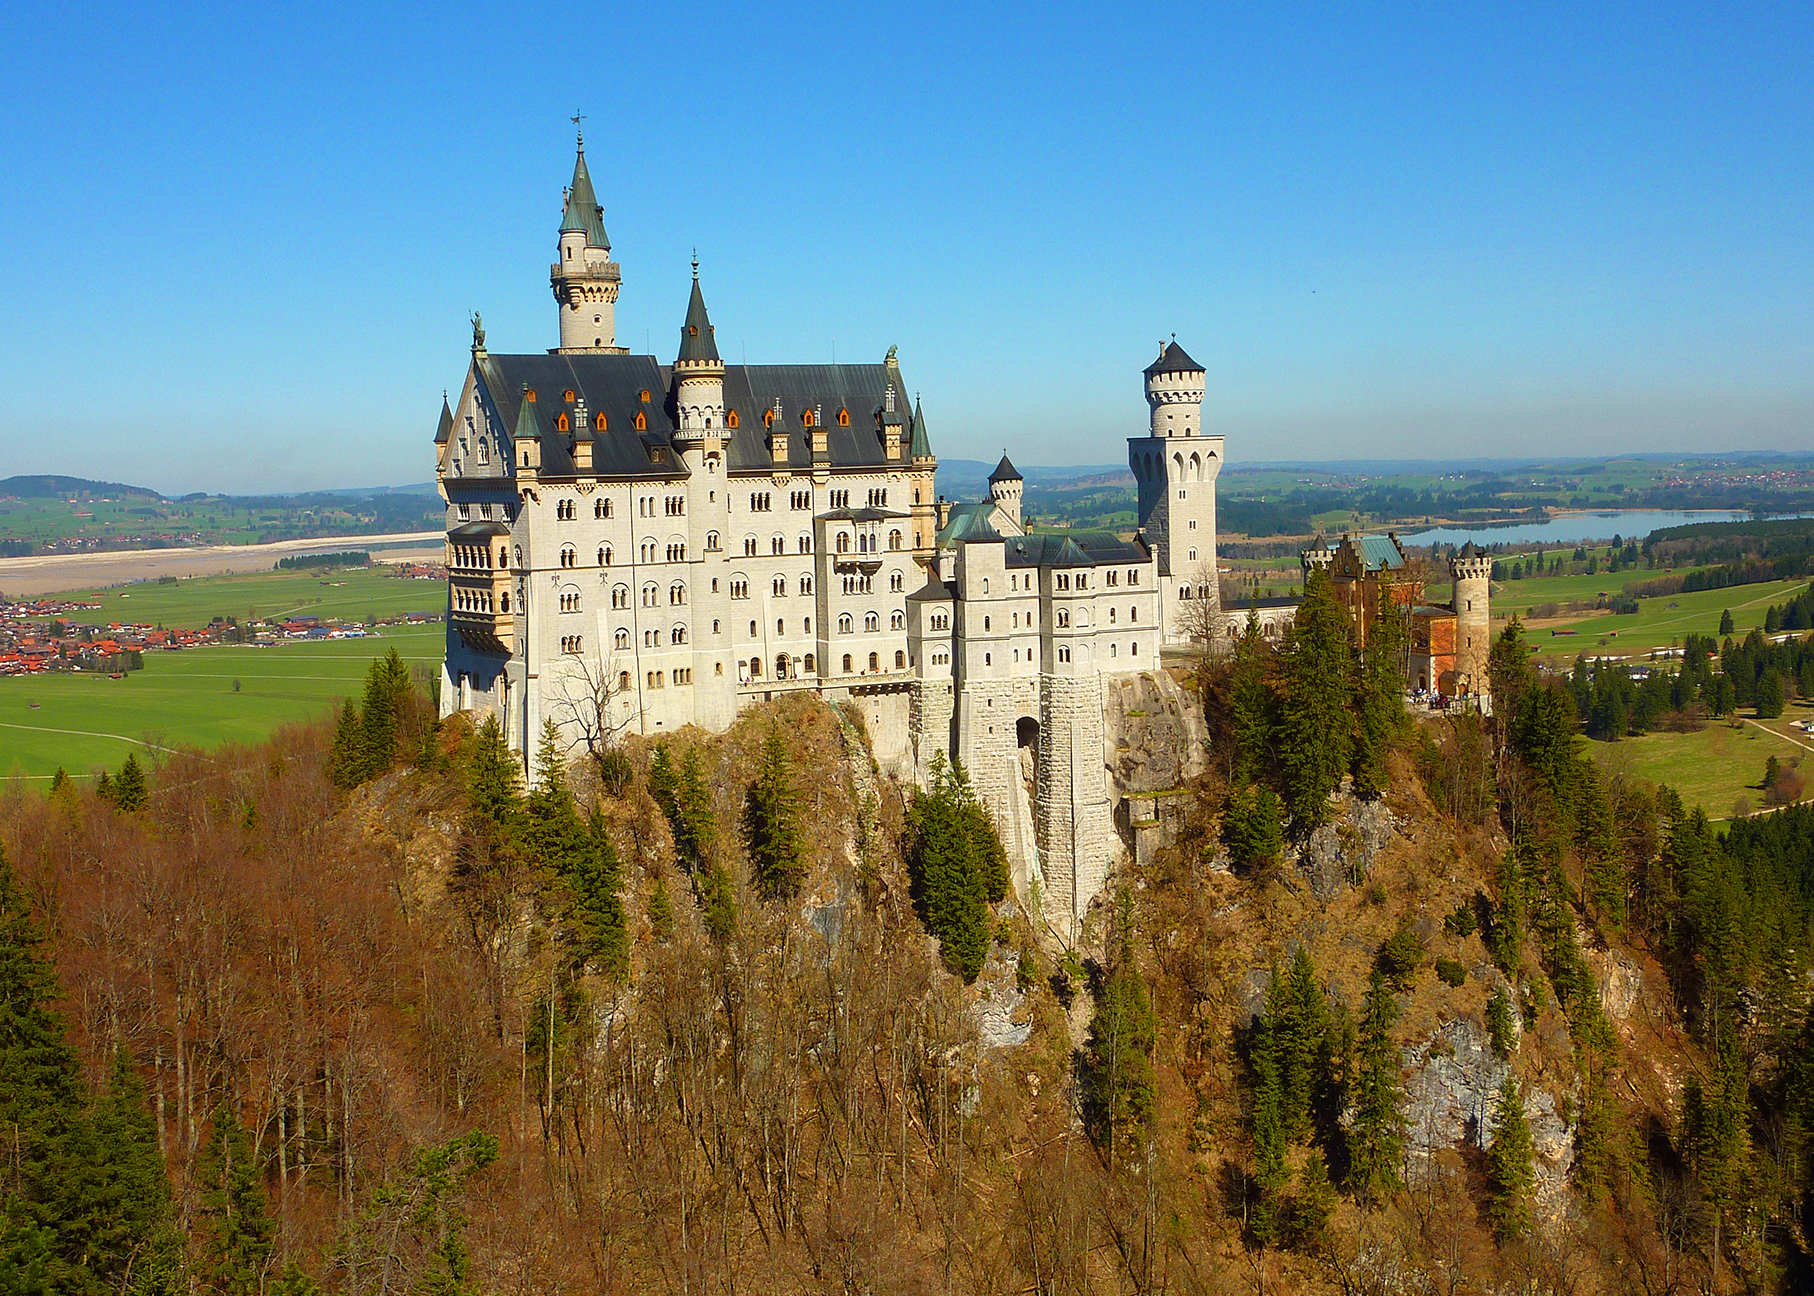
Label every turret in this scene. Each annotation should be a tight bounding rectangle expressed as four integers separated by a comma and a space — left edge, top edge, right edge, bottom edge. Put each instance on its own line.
1128, 338, 1222, 641
988, 453, 1023, 531
1450, 542, 1492, 697
672, 258, 724, 441
1143, 338, 1207, 438
512, 385, 541, 478
549, 126, 624, 354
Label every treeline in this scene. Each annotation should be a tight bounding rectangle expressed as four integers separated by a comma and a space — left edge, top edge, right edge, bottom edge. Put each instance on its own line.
275, 551, 370, 570
1627, 553, 1813, 599
1646, 516, 1814, 565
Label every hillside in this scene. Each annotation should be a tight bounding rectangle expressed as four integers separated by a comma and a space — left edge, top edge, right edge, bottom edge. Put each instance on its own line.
2, 611, 1811, 1291
0, 473, 162, 498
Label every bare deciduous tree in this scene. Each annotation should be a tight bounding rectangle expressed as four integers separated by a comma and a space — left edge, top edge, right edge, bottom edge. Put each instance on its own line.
549, 652, 640, 789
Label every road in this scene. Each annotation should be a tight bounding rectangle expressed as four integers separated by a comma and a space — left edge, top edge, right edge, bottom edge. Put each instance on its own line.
0, 532, 443, 598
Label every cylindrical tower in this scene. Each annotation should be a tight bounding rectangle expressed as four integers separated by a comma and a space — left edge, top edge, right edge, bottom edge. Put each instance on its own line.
1450, 543, 1493, 697
672, 259, 724, 438
550, 131, 624, 353
988, 453, 1023, 531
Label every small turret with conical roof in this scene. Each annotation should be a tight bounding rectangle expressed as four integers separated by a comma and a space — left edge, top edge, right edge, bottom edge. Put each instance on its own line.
1450, 541, 1493, 699
550, 120, 625, 354
512, 384, 541, 477
672, 255, 724, 442
989, 452, 1024, 532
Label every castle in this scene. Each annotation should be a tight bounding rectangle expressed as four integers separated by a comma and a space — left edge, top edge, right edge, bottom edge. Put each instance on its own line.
435, 132, 1300, 934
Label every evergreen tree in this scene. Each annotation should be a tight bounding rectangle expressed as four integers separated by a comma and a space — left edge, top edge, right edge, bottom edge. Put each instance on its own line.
1486, 987, 1518, 1057
1757, 667, 1786, 719
1083, 892, 1157, 1167
357, 647, 413, 779
327, 700, 364, 789
673, 749, 717, 874
1224, 784, 1285, 873
905, 754, 996, 982
463, 715, 521, 830
1681, 1042, 1752, 1282
47, 768, 67, 795
1485, 1075, 1535, 1241
1229, 609, 1274, 784
111, 753, 148, 812
1576, 763, 1627, 930
1345, 969, 1405, 1201
1352, 590, 1408, 798
698, 865, 738, 944
1720, 608, 1736, 636
194, 1103, 276, 1296
565, 811, 627, 980
94, 769, 113, 804
648, 875, 674, 942
647, 745, 679, 822
1489, 848, 1527, 973
89, 1050, 178, 1286
744, 726, 806, 899
1279, 568, 1353, 829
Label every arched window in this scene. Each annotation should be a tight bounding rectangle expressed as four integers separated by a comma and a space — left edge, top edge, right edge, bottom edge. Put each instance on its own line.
890, 572, 904, 592
744, 536, 757, 557
841, 654, 853, 673
983, 615, 991, 631
641, 583, 659, 607
888, 529, 902, 551
798, 534, 811, 553
838, 614, 853, 634
836, 532, 850, 553
670, 583, 686, 605
620, 670, 631, 690
633, 411, 647, 431
865, 612, 879, 632
771, 535, 785, 555
639, 389, 651, 403
890, 611, 904, 630
868, 652, 879, 671
706, 530, 721, 551
556, 413, 570, 432
612, 585, 629, 609
1059, 646, 1071, 663
895, 650, 906, 669
799, 575, 813, 595
560, 544, 576, 568
671, 625, 688, 644
727, 410, 739, 428
614, 628, 629, 650
1109, 608, 1117, 624
598, 546, 610, 566
1057, 610, 1069, 627
748, 656, 763, 678
775, 653, 789, 679
773, 576, 787, 596
803, 653, 816, 673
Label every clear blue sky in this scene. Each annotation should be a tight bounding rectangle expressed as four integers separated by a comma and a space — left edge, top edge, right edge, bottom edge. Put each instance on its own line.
0, 2, 1808, 494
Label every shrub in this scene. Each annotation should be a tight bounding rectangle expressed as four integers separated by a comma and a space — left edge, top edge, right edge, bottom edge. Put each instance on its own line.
1442, 902, 1478, 938
1486, 987, 1517, 1056
1434, 958, 1467, 988
1376, 926, 1424, 990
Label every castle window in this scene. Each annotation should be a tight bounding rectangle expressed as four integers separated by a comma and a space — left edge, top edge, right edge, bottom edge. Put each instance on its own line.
837, 408, 849, 427
621, 670, 632, 690
869, 652, 879, 671
983, 616, 990, 631
836, 532, 850, 554
666, 543, 686, 562
526, 389, 537, 403
798, 534, 811, 553
984, 653, 991, 666
615, 628, 629, 650
802, 408, 815, 428
803, 654, 816, 673
727, 410, 739, 428
1058, 646, 1071, 663
799, 575, 813, 595
595, 413, 607, 432
865, 612, 879, 632
560, 544, 576, 568
803, 617, 812, 634
1110, 643, 1117, 657
633, 411, 647, 431
771, 535, 785, 555
671, 625, 688, 644
1131, 640, 1139, 654
1180, 585, 1190, 599
888, 530, 902, 551
598, 546, 610, 565
1129, 607, 1137, 622
564, 390, 575, 403
773, 576, 787, 596
842, 654, 852, 673
556, 413, 570, 432
560, 635, 582, 654
730, 580, 749, 599
895, 650, 906, 669
838, 614, 853, 634
670, 583, 686, 605
713, 619, 720, 633
890, 611, 904, 630
764, 408, 774, 429
1109, 608, 1116, 624
612, 585, 629, 608
706, 530, 721, 551
642, 583, 659, 607
1057, 610, 1069, 627
457, 503, 469, 519
748, 657, 762, 678
890, 572, 903, 592
639, 389, 651, 403
750, 621, 757, 635
1128, 568, 1138, 585
744, 536, 757, 557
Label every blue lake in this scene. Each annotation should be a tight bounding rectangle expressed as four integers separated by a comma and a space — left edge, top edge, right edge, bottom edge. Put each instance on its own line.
1403, 510, 1761, 548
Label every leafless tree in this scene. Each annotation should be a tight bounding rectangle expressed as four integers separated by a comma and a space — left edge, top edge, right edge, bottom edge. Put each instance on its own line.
549, 651, 640, 790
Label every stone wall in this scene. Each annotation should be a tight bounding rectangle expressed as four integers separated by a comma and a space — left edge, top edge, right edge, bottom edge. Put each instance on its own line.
849, 687, 914, 782
1035, 673, 1112, 938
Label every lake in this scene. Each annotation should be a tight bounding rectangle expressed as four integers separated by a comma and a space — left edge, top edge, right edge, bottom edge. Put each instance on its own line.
1402, 510, 1762, 548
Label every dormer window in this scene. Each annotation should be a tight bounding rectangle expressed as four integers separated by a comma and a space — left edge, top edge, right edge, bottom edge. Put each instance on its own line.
727, 410, 739, 429
633, 411, 647, 431
556, 413, 570, 432
763, 408, 774, 429
802, 409, 815, 428
525, 389, 537, 403
594, 412, 607, 432
639, 389, 651, 403
688, 325, 698, 337
563, 390, 575, 403
837, 408, 850, 427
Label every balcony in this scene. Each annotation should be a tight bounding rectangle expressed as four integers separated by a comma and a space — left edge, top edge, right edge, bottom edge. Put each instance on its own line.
451, 607, 515, 656
550, 259, 620, 282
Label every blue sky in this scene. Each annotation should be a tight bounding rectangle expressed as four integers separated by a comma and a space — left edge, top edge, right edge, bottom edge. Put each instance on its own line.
0, 2, 1808, 494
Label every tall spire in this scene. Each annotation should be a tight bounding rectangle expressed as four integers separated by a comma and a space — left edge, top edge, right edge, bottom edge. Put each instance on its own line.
909, 394, 933, 460
677, 263, 720, 363
559, 132, 610, 250
435, 394, 454, 446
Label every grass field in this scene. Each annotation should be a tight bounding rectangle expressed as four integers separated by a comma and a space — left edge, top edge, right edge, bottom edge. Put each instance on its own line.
50, 566, 445, 629
1510, 577, 1807, 664
0, 623, 444, 780
1587, 705, 1814, 820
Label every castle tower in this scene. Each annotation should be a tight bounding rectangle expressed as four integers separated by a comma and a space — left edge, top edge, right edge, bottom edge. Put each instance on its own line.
1450, 542, 1492, 699
550, 127, 625, 354
671, 261, 735, 729
908, 393, 939, 570
988, 453, 1023, 532
672, 258, 724, 435
1128, 339, 1222, 640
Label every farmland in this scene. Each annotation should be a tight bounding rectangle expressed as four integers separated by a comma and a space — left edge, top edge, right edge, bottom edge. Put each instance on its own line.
0, 622, 443, 779
1587, 707, 1814, 821
42, 564, 445, 630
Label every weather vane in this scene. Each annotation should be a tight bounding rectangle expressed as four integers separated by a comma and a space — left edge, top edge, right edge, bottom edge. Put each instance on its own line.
571, 109, 585, 146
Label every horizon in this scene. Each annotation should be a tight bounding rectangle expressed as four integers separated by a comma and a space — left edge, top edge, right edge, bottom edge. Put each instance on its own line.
0, 3, 1809, 494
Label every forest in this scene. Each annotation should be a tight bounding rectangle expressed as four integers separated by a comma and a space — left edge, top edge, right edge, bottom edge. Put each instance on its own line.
7, 581, 1814, 1291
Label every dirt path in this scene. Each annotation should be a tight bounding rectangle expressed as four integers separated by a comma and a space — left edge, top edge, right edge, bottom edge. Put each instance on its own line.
0, 720, 184, 755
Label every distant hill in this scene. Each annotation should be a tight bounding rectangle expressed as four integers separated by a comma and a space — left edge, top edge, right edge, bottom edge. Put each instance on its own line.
0, 475, 163, 499
935, 459, 1129, 501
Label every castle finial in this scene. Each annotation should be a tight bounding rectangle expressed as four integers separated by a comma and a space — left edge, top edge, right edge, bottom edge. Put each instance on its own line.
571, 109, 585, 148
691, 249, 699, 281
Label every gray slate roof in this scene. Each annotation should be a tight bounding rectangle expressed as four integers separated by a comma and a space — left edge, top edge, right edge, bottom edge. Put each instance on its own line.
677, 274, 720, 363
989, 454, 1022, 483
1003, 529, 1146, 568
435, 397, 454, 445
1144, 340, 1203, 377
559, 146, 610, 250
471, 352, 925, 480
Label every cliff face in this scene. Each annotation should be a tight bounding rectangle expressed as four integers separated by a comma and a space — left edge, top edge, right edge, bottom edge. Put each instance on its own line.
7, 686, 1709, 1293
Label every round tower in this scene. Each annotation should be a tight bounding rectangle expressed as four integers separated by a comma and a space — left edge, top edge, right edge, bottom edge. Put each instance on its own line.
1129, 338, 1223, 643
1450, 542, 1493, 697
550, 126, 625, 353
1144, 341, 1207, 437
988, 453, 1023, 531
672, 257, 724, 440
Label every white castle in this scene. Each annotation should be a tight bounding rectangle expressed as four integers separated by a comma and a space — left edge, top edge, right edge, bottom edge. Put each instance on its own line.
436, 132, 1223, 934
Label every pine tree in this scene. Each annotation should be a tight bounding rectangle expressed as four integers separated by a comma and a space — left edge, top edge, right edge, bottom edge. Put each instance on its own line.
1225, 784, 1285, 872
1352, 589, 1408, 799
1757, 667, 1786, 719
648, 875, 675, 942
1485, 1075, 1535, 1241
111, 753, 148, 812
1489, 847, 1527, 973
673, 748, 717, 874
1719, 608, 1735, 636
1576, 763, 1627, 930
744, 726, 806, 899
95, 769, 113, 804
1229, 609, 1274, 784
647, 745, 679, 821
1488, 618, 1536, 723
905, 753, 995, 982
1486, 987, 1517, 1057
89, 1050, 178, 1285
1083, 892, 1157, 1167
1681, 1040, 1752, 1279
47, 768, 67, 795
357, 647, 413, 779
464, 715, 521, 829
194, 1103, 276, 1295
327, 700, 364, 789
1279, 568, 1353, 829
698, 865, 738, 944
565, 811, 627, 979
1345, 969, 1405, 1201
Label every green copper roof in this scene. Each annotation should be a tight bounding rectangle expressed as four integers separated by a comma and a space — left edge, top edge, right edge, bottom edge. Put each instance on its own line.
1351, 534, 1407, 571
559, 147, 610, 250
677, 271, 720, 363
514, 389, 540, 441
909, 395, 932, 459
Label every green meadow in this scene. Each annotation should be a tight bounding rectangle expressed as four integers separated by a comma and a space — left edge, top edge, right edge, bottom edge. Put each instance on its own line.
0, 623, 444, 780
54, 565, 444, 629
1588, 707, 1814, 821
1514, 578, 1806, 664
